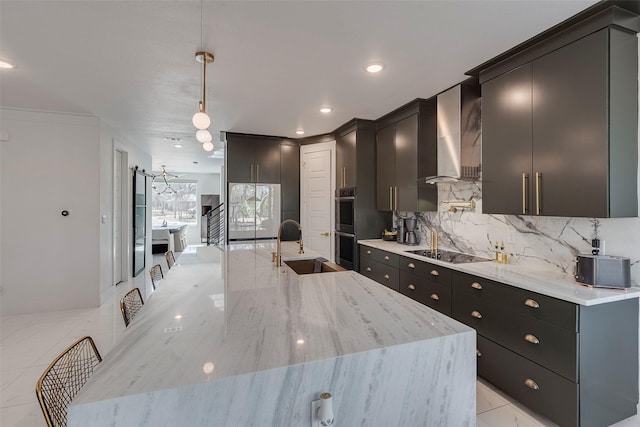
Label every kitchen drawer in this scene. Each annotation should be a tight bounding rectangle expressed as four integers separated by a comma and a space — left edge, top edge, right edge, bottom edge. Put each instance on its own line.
453, 272, 577, 331
399, 270, 451, 316
477, 335, 578, 427
360, 246, 399, 268
399, 256, 452, 286
360, 257, 399, 291
454, 296, 577, 381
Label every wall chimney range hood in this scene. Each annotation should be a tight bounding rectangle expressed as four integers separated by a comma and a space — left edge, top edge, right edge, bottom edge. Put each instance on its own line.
422, 82, 481, 184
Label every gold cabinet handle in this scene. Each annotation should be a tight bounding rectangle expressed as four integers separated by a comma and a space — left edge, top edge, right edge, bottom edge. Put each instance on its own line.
430, 293, 440, 301
471, 282, 483, 290
408, 284, 416, 290
535, 172, 541, 215
525, 378, 539, 390
522, 172, 528, 214
389, 187, 393, 211
256, 164, 260, 182
394, 186, 398, 211
250, 164, 254, 182
384, 255, 390, 260
430, 270, 439, 277
524, 334, 540, 345
366, 267, 372, 272
342, 167, 346, 187
384, 274, 390, 280
407, 262, 416, 269
524, 298, 540, 309
321, 232, 329, 237
366, 250, 371, 254
471, 310, 482, 319
476, 349, 482, 357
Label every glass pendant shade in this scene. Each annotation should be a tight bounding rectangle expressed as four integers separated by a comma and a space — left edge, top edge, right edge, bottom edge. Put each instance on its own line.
203, 141, 214, 151
196, 129, 212, 143
192, 111, 211, 130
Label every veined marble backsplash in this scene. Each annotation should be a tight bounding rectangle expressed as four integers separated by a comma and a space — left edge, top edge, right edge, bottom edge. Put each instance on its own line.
396, 182, 640, 284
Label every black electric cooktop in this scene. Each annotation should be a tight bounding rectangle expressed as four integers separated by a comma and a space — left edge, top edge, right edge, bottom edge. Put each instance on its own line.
405, 249, 492, 264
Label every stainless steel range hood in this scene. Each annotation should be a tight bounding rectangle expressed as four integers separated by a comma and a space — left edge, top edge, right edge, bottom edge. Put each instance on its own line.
422, 82, 481, 184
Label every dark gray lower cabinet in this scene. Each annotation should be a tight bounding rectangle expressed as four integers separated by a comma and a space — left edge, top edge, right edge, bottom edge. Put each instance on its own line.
358, 245, 639, 427
453, 271, 638, 427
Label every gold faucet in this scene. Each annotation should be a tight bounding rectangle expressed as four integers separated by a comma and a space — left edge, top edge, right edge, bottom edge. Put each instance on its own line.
275, 219, 303, 267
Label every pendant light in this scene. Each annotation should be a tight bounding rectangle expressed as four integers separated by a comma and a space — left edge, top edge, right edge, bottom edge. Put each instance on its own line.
192, 51, 214, 131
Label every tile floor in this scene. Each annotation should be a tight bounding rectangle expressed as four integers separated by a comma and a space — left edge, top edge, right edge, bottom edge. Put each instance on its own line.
2, 250, 639, 426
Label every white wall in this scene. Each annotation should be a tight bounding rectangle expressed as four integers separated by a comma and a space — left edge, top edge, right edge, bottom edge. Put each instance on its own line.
98, 121, 152, 304
0, 109, 101, 314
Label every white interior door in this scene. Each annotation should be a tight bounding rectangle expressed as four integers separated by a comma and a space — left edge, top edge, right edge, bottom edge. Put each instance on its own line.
301, 142, 335, 260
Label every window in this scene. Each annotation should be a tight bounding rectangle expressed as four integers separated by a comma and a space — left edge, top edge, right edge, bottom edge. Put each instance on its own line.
151, 181, 197, 226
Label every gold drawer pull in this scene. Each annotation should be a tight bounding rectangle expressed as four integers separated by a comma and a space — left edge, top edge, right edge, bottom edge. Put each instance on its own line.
384, 255, 390, 260
524, 299, 540, 309
408, 262, 416, 269
524, 334, 540, 345
367, 250, 372, 254
471, 310, 482, 319
430, 270, 439, 277
430, 293, 439, 301
408, 284, 416, 290
476, 349, 482, 357
384, 274, 390, 279
366, 267, 372, 272
525, 378, 539, 390
471, 282, 483, 290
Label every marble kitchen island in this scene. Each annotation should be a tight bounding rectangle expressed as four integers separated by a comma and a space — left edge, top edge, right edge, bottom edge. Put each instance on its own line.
69, 242, 476, 426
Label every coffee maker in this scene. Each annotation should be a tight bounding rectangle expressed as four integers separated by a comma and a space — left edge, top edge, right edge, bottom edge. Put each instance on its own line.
404, 217, 419, 245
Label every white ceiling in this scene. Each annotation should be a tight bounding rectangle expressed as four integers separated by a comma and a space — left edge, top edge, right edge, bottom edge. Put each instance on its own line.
0, 0, 599, 174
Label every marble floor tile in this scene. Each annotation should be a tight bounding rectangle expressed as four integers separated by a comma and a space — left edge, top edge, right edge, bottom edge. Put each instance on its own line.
476, 379, 509, 414
477, 403, 558, 427
1, 366, 47, 408
1, 402, 44, 427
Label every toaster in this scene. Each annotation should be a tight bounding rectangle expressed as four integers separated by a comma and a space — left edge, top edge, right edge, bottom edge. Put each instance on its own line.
575, 254, 631, 289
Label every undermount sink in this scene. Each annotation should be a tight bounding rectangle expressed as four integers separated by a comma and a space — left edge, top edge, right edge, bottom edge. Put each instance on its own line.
284, 258, 347, 275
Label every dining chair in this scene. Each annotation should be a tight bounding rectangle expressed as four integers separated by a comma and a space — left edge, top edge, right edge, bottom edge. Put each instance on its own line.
149, 264, 164, 289
120, 287, 144, 327
35, 336, 102, 427
165, 250, 176, 269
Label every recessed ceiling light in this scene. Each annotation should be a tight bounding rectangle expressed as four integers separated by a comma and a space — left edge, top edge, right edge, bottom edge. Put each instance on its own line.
320, 107, 332, 114
193, 161, 199, 164
295, 130, 305, 135
365, 63, 385, 73
173, 143, 183, 148
164, 137, 182, 142
0, 61, 15, 69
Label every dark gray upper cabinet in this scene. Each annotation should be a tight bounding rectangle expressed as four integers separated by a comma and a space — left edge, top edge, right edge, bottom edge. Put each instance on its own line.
336, 129, 356, 188
280, 142, 299, 212
482, 27, 638, 218
226, 134, 281, 184
376, 124, 396, 211
482, 64, 533, 216
376, 98, 438, 212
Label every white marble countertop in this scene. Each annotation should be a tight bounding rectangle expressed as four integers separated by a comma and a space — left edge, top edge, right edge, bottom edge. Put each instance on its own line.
72, 241, 473, 406
359, 239, 640, 306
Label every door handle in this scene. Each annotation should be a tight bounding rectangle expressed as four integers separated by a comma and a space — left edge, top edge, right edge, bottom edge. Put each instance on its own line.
408, 284, 416, 290
471, 310, 482, 319
522, 172, 528, 214
535, 172, 541, 215
524, 378, 539, 390
343, 167, 346, 187
430, 269, 439, 277
471, 282, 482, 290
366, 267, 372, 272
256, 164, 260, 182
384, 255, 389, 260
384, 274, 390, 280
430, 293, 440, 301
250, 164, 254, 182
321, 232, 330, 237
407, 263, 416, 269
